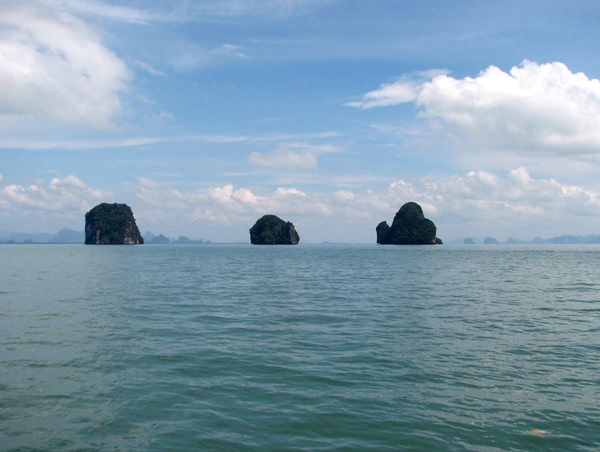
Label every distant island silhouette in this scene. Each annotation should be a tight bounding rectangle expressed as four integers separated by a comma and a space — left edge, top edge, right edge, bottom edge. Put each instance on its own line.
142, 232, 209, 244
459, 235, 600, 245
3, 230, 600, 245
2, 201, 599, 246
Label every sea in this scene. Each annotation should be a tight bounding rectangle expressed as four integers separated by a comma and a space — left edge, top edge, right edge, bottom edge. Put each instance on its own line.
1, 243, 599, 451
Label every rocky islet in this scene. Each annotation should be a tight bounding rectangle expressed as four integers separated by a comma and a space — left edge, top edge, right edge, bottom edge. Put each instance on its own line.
249, 215, 300, 245
85, 203, 144, 245
82, 201, 441, 245
376, 202, 442, 245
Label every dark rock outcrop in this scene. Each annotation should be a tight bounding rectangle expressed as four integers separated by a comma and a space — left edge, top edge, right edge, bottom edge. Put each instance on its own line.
376, 202, 442, 245
250, 215, 300, 245
85, 203, 144, 245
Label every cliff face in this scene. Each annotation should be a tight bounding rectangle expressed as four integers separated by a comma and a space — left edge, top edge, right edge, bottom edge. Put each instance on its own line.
85, 203, 144, 245
250, 215, 300, 245
377, 202, 442, 245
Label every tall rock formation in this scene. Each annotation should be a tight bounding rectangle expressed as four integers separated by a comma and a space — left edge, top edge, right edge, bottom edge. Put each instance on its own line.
250, 215, 300, 245
85, 203, 144, 245
376, 202, 442, 245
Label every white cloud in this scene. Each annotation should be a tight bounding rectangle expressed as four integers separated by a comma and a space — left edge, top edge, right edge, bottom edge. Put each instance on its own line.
254, 131, 341, 142
347, 69, 449, 108
188, 134, 249, 144
170, 42, 249, 71
379, 168, 600, 239
33, 0, 330, 24
0, 136, 162, 150
347, 81, 418, 108
0, 133, 252, 150
249, 146, 318, 169
38, 0, 152, 23
134, 177, 324, 239
131, 167, 600, 242
211, 44, 248, 59
150, 110, 175, 125
0, 3, 130, 129
334, 190, 354, 201
3, 169, 598, 242
136, 178, 312, 218
275, 187, 306, 197
249, 142, 341, 169
180, 0, 337, 19
351, 61, 600, 160
135, 60, 166, 77
0, 174, 111, 215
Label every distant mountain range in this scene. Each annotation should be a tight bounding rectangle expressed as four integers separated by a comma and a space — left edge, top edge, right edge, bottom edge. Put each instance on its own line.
142, 231, 209, 244
459, 234, 600, 245
1, 229, 598, 245
0, 228, 84, 243
0, 229, 210, 244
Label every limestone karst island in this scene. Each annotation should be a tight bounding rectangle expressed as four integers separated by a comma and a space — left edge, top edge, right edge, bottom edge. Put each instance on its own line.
250, 215, 300, 245
85, 203, 144, 245
377, 202, 442, 245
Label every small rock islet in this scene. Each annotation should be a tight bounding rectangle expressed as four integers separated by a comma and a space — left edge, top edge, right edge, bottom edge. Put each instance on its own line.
85, 203, 144, 245
376, 202, 442, 245
249, 215, 300, 245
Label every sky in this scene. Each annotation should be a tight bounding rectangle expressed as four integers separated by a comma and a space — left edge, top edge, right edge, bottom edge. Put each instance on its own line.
1, 0, 600, 243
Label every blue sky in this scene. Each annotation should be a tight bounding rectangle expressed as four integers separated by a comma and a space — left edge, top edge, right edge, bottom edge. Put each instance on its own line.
2, 0, 600, 242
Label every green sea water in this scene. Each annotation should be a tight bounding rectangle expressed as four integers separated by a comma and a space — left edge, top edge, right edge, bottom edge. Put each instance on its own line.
1, 244, 599, 451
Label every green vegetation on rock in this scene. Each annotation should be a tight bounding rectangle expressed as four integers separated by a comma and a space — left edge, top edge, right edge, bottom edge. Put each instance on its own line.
376, 202, 442, 245
249, 215, 300, 245
85, 203, 144, 245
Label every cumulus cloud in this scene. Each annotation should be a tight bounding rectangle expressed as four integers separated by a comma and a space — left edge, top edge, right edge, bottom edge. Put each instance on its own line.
275, 187, 306, 197
350, 61, 600, 159
0, 2, 130, 128
136, 177, 313, 220
134, 177, 323, 239
131, 167, 600, 242
0, 174, 111, 215
3, 169, 598, 241
324, 167, 600, 240
378, 168, 600, 238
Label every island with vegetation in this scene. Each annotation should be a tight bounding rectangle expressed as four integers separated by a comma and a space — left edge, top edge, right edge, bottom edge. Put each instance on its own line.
376, 202, 442, 245
249, 215, 300, 245
85, 203, 144, 245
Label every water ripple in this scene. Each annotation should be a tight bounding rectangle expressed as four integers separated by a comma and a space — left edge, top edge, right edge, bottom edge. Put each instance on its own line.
1, 244, 600, 451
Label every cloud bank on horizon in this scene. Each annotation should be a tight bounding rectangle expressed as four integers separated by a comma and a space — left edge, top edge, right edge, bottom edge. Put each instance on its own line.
1, 0, 600, 242
2, 167, 598, 242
